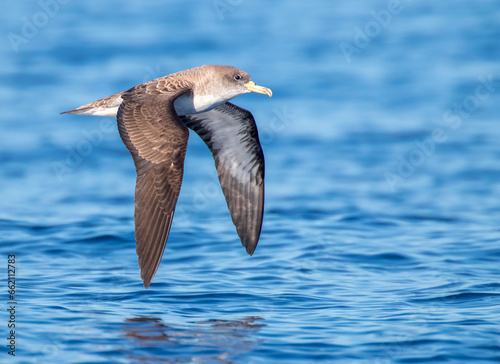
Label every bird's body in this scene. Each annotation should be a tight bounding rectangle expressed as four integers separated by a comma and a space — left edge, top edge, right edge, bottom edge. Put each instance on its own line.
62, 65, 272, 288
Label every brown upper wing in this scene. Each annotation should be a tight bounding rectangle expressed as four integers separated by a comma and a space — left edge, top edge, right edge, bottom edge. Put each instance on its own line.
117, 83, 192, 288
181, 102, 265, 255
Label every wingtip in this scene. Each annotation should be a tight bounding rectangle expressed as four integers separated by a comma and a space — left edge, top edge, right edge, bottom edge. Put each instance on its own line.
140, 267, 152, 289
245, 240, 258, 256
142, 274, 152, 289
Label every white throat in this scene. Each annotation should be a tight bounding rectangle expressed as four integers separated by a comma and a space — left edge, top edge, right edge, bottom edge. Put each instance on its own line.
173, 92, 231, 116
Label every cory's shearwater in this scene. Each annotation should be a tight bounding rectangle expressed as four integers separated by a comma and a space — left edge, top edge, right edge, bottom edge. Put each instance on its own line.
62, 65, 272, 288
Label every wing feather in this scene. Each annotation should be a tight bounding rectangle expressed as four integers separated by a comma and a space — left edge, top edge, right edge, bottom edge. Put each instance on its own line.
181, 102, 265, 255
117, 83, 191, 288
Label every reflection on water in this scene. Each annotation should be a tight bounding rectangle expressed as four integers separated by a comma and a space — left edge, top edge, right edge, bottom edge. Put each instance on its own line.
122, 316, 264, 363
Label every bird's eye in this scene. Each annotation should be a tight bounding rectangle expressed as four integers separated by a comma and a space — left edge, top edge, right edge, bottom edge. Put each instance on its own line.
234, 74, 242, 81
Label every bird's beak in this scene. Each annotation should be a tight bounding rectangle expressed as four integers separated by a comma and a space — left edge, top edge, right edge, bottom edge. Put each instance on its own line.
244, 81, 272, 97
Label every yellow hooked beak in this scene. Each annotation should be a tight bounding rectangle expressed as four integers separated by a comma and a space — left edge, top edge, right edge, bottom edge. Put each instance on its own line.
244, 81, 273, 97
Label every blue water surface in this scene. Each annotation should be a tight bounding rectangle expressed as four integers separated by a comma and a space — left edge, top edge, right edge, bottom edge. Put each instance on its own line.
2, 1, 500, 363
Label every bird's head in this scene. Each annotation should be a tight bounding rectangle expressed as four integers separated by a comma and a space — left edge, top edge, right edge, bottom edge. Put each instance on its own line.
198, 65, 272, 101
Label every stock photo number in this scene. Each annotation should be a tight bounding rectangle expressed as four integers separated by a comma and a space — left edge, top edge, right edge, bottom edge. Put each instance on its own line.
6, 254, 16, 357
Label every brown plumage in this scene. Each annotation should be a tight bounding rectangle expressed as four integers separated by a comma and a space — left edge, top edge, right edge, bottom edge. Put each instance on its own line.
62, 65, 272, 288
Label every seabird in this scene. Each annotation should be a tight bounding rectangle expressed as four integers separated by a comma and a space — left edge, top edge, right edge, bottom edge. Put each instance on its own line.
62, 65, 272, 288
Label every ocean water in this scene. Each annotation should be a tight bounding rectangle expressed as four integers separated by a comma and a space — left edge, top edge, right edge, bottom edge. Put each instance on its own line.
2, 1, 500, 363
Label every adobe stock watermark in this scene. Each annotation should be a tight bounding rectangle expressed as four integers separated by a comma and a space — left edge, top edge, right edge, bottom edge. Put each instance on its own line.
51, 118, 115, 182
282, 234, 336, 282
339, 0, 412, 64
258, 106, 296, 145
174, 174, 223, 230
142, 63, 163, 83
212, 0, 243, 21
376, 278, 462, 364
264, 234, 337, 317
7, 0, 69, 54
384, 74, 499, 192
